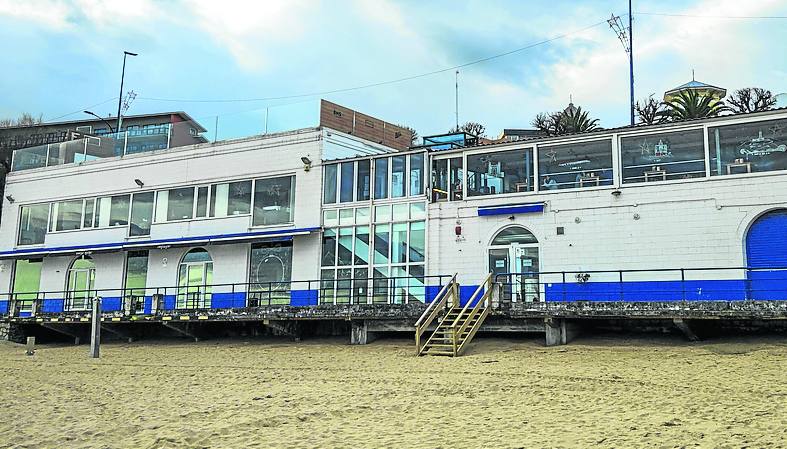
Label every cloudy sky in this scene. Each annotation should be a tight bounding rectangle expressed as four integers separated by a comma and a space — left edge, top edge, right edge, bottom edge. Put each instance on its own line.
1, 0, 785, 140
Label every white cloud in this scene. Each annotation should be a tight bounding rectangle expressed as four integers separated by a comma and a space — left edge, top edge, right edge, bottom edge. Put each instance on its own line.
0, 0, 72, 30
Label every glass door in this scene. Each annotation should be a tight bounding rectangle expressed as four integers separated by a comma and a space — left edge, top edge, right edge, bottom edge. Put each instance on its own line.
177, 262, 212, 309
511, 244, 540, 302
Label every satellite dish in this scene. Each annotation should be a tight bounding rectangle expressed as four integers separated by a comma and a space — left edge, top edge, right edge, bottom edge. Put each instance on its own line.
776, 93, 787, 108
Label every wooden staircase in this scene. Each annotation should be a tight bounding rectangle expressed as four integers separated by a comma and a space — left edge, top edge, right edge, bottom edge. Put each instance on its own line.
415, 273, 494, 357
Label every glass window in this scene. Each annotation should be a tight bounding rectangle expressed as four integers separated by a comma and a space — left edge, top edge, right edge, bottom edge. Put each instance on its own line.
354, 226, 370, 265
321, 229, 337, 266
195, 186, 209, 218
95, 197, 111, 227
538, 140, 613, 190
374, 224, 390, 265
109, 195, 130, 226
374, 157, 388, 199
53, 200, 83, 231
252, 176, 295, 226
391, 222, 407, 264
250, 242, 293, 302
621, 130, 705, 183
356, 160, 371, 201
340, 161, 355, 203
374, 205, 391, 223
339, 208, 354, 226
129, 192, 154, 236
323, 164, 337, 204
410, 202, 426, 220
227, 180, 252, 215
409, 221, 425, 263
709, 118, 787, 176
467, 148, 534, 196
12, 258, 42, 312
323, 210, 338, 227
409, 153, 425, 196
491, 226, 538, 245
431, 158, 448, 201
124, 251, 148, 313
209, 184, 227, 217
356, 207, 370, 224
391, 155, 407, 198
337, 227, 353, 266
167, 188, 194, 221
83, 199, 95, 229
450, 157, 463, 200
392, 203, 409, 221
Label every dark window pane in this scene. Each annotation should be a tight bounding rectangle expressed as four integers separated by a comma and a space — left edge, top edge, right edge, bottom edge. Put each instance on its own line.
391, 155, 406, 197
710, 118, 787, 176
109, 195, 130, 226
195, 186, 209, 217
467, 148, 534, 196
167, 188, 194, 221
374, 158, 388, 199
357, 160, 371, 201
321, 229, 337, 266
253, 176, 295, 226
409, 153, 424, 196
227, 180, 252, 215
340, 161, 354, 202
323, 164, 337, 204
130, 192, 154, 236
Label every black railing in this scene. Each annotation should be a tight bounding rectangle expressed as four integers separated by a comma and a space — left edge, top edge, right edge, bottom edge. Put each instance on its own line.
494, 267, 787, 304
0, 275, 452, 318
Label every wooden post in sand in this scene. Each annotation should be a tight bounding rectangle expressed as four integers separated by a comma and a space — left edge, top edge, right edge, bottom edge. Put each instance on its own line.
25, 337, 35, 356
89, 297, 101, 358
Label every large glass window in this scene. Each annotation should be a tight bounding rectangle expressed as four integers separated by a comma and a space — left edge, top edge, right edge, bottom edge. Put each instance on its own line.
166, 187, 194, 221
538, 139, 613, 190
621, 130, 705, 183
432, 158, 448, 201
467, 148, 534, 196
11, 258, 42, 313
374, 157, 388, 199
52, 199, 83, 231
340, 161, 355, 203
124, 251, 148, 314
409, 153, 425, 196
357, 160, 371, 201
323, 164, 337, 204
249, 241, 293, 305
227, 180, 252, 215
253, 176, 295, 226
391, 155, 407, 198
710, 118, 787, 176
18, 204, 49, 245
129, 192, 154, 236
109, 195, 130, 226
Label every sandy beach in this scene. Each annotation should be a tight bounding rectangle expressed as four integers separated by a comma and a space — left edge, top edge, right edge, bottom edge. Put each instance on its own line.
1, 335, 786, 448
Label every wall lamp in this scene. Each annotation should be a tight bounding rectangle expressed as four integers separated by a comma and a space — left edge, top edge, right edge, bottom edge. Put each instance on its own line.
301, 156, 313, 172
5, 195, 14, 203
134, 179, 145, 188
611, 189, 622, 197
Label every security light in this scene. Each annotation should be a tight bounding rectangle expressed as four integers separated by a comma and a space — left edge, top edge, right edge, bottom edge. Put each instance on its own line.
5, 195, 14, 203
301, 156, 313, 172
611, 189, 622, 197
134, 179, 144, 187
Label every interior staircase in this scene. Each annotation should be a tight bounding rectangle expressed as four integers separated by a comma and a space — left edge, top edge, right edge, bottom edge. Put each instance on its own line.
415, 273, 494, 357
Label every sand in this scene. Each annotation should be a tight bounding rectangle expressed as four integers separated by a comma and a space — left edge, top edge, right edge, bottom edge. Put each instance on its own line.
1, 335, 786, 449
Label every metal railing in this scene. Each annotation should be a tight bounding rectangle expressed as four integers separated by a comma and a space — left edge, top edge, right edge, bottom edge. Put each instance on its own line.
0, 275, 452, 318
415, 274, 457, 355
494, 266, 787, 304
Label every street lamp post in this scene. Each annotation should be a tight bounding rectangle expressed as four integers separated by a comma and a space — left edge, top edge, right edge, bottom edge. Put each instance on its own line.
84, 110, 115, 134
116, 51, 138, 134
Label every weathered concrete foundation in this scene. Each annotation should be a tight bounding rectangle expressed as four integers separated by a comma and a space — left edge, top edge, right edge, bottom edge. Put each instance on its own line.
544, 318, 581, 346
350, 320, 377, 345
673, 318, 700, 341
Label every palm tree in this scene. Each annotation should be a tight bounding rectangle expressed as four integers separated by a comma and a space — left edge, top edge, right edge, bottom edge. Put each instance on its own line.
663, 89, 728, 120
561, 105, 600, 133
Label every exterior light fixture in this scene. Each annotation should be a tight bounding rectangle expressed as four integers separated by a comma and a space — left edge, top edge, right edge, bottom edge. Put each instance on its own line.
134, 179, 144, 187
5, 195, 14, 203
301, 156, 313, 172
611, 189, 622, 197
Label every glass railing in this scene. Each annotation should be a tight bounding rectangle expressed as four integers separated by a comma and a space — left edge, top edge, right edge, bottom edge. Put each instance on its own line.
9, 123, 187, 172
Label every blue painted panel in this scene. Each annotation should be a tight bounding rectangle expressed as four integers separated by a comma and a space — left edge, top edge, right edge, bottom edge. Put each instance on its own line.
162, 295, 176, 311
19, 311, 32, 318
425, 285, 442, 303
41, 298, 64, 313
0, 300, 8, 315
211, 292, 247, 309
102, 297, 123, 312
458, 285, 482, 306
747, 271, 787, 301
545, 280, 748, 302
291, 289, 318, 306
478, 203, 544, 216
143, 297, 153, 315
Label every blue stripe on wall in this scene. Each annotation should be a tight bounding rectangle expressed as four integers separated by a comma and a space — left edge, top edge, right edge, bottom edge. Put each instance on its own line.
102, 297, 123, 312
478, 203, 544, 216
41, 298, 64, 313
544, 280, 749, 302
0, 300, 8, 315
459, 285, 482, 306
212, 292, 247, 309
143, 296, 153, 315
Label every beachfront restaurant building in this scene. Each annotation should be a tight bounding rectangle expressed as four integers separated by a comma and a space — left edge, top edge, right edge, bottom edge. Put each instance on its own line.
1, 108, 787, 324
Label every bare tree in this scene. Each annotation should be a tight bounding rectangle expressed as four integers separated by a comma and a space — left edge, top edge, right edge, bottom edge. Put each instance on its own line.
635, 94, 669, 125
727, 87, 777, 114
400, 125, 418, 146
0, 112, 43, 128
450, 121, 486, 137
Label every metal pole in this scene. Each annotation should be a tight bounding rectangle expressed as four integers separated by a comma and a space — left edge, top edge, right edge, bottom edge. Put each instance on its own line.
455, 70, 459, 130
628, 0, 635, 126
89, 296, 101, 358
265, 107, 269, 135
214, 116, 219, 143
116, 51, 138, 134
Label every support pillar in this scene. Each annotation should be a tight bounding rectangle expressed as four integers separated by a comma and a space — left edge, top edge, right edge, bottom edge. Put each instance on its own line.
544, 318, 580, 346
673, 318, 700, 341
89, 297, 101, 358
350, 320, 377, 345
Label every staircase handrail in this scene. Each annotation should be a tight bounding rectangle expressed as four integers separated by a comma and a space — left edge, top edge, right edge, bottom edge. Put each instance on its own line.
451, 273, 493, 354
456, 286, 494, 355
450, 273, 492, 329
415, 274, 457, 354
